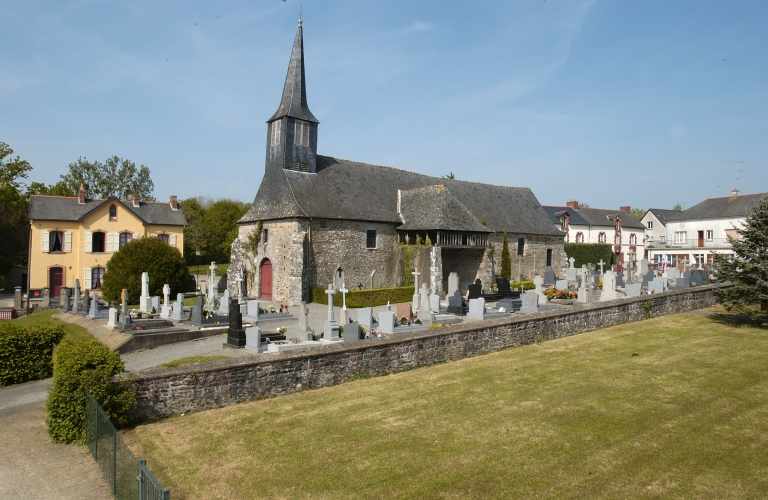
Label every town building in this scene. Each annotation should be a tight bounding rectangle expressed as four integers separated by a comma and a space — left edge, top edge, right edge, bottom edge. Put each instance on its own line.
229, 20, 565, 305
28, 186, 185, 300
644, 190, 767, 268
543, 200, 645, 269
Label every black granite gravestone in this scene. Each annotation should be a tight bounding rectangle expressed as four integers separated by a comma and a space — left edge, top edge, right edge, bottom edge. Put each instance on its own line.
468, 279, 483, 299
225, 298, 246, 348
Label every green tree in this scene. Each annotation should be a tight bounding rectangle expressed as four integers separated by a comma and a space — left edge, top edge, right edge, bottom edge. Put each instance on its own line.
201, 199, 250, 263
500, 230, 512, 279
59, 156, 155, 200
100, 236, 190, 303
27, 180, 75, 197
0, 142, 32, 275
630, 208, 645, 221
711, 194, 768, 323
179, 197, 206, 265
672, 203, 683, 211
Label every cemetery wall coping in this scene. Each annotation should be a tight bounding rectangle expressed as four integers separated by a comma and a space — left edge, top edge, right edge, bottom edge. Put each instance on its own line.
120, 283, 730, 420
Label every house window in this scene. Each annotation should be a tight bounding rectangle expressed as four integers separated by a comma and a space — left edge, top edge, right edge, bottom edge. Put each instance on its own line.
706, 230, 713, 241
92, 267, 105, 290
295, 121, 309, 147
319, 220, 327, 228
119, 232, 132, 249
614, 233, 622, 245
263, 229, 268, 244
158, 233, 169, 244
629, 233, 637, 245
598, 232, 606, 243
49, 231, 64, 252
546, 249, 553, 267
270, 120, 281, 147
675, 231, 687, 244
109, 204, 117, 221
575, 232, 584, 243
660, 236, 666, 243
366, 230, 377, 249
517, 237, 525, 256
647, 221, 653, 229
92, 231, 106, 252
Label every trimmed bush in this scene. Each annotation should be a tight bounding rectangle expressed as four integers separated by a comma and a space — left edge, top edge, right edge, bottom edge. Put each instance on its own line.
46, 337, 135, 444
311, 286, 415, 308
0, 324, 65, 387
510, 280, 535, 291
101, 236, 190, 304
564, 243, 616, 270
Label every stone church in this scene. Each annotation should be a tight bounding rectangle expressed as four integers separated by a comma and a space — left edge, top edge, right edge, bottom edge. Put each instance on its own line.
229, 20, 565, 305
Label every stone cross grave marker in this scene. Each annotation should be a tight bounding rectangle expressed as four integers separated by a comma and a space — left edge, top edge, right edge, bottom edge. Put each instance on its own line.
324, 284, 340, 340
533, 275, 548, 304
339, 282, 349, 313
161, 284, 171, 318
236, 267, 244, 301
598, 259, 605, 276
412, 270, 421, 307
140, 272, 151, 312
600, 270, 618, 301
208, 262, 217, 302
89, 291, 99, 318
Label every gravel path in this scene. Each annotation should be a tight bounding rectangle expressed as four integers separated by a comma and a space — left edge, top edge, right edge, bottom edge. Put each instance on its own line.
0, 380, 112, 500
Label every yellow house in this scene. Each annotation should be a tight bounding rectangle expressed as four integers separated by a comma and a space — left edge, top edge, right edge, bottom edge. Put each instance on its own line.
28, 186, 186, 298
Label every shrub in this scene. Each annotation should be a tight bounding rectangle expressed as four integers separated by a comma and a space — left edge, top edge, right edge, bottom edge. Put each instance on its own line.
101, 236, 190, 304
46, 337, 135, 444
510, 280, 535, 291
501, 231, 512, 279
311, 286, 415, 308
564, 243, 616, 270
0, 324, 65, 387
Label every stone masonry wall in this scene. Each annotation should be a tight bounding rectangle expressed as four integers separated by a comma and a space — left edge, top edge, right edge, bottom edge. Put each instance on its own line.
123, 285, 725, 420
484, 233, 566, 284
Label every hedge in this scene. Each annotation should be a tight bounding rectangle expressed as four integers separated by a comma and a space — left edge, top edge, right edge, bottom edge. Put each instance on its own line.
46, 337, 135, 444
510, 280, 535, 291
0, 324, 65, 387
311, 286, 416, 308
564, 243, 616, 270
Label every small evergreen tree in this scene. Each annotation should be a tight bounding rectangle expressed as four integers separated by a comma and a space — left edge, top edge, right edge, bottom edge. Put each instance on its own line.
101, 236, 190, 303
711, 194, 768, 323
501, 230, 512, 279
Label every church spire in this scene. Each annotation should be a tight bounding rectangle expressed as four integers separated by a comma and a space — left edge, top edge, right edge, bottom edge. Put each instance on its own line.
268, 19, 318, 124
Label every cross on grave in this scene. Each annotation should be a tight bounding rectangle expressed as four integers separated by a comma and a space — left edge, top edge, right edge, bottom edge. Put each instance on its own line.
598, 259, 605, 275
325, 284, 336, 322
339, 282, 348, 312
569, 257, 576, 269
209, 262, 217, 300
236, 267, 244, 301
162, 284, 170, 306
412, 270, 421, 308
412, 270, 420, 291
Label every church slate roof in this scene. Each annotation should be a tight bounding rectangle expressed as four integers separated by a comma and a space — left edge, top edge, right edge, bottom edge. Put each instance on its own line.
398, 185, 491, 232
267, 21, 318, 124
678, 192, 767, 220
240, 155, 563, 237
29, 195, 187, 226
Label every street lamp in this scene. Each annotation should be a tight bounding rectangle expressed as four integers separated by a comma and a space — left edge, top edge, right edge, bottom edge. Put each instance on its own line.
196, 249, 201, 291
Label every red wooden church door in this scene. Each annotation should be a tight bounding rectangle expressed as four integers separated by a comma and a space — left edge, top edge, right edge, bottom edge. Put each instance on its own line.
260, 259, 273, 299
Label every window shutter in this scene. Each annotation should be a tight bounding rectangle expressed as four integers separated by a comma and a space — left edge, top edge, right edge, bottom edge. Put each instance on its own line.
133, 232, 139, 240
85, 232, 93, 253
107, 232, 119, 252
170, 234, 177, 247
64, 232, 72, 252
42, 230, 50, 253
84, 268, 92, 290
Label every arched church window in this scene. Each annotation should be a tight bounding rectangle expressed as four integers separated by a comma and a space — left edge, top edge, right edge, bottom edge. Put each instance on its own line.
271, 121, 281, 147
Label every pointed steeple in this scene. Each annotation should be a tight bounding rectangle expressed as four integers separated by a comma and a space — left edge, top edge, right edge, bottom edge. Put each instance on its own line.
268, 20, 318, 124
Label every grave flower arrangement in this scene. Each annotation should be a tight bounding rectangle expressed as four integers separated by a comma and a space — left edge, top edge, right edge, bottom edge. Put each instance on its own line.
277, 326, 287, 335
544, 285, 577, 300
491, 283, 499, 293
268, 305, 277, 313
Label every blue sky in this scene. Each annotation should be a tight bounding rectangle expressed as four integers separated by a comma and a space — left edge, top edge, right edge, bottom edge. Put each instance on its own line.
2, 1, 766, 211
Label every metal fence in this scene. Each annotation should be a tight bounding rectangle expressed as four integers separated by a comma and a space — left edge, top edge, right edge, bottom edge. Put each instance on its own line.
85, 390, 170, 500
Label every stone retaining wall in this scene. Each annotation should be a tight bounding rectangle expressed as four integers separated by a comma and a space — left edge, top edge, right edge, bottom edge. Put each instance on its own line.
122, 285, 725, 420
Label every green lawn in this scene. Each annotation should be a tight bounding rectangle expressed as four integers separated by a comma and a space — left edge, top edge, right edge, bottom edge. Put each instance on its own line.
160, 355, 229, 368
10, 309, 91, 339
189, 262, 229, 277
123, 310, 768, 499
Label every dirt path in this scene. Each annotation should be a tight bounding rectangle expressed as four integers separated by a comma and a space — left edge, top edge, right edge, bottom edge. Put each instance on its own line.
0, 380, 112, 500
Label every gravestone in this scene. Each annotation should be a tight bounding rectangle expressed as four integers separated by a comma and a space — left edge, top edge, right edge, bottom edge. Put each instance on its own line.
298, 301, 312, 341
190, 296, 203, 326
357, 307, 373, 331
247, 300, 260, 321
107, 308, 119, 328
498, 298, 521, 312
61, 287, 71, 313
520, 291, 539, 313
120, 289, 130, 329
543, 270, 556, 286
412, 270, 421, 309
447, 272, 460, 297
533, 275, 548, 304
447, 291, 464, 315
160, 284, 171, 319
323, 284, 340, 340
82, 289, 90, 314
344, 322, 360, 342
625, 283, 642, 297
245, 326, 262, 353
615, 272, 625, 288
555, 279, 568, 291
577, 268, 589, 303
240, 303, 247, 315
468, 279, 483, 299
208, 262, 218, 304
225, 298, 246, 348
467, 298, 485, 320
417, 283, 433, 323
429, 294, 440, 313
170, 293, 185, 320
150, 296, 160, 314
566, 257, 577, 281
396, 302, 412, 321
496, 278, 511, 295
139, 272, 152, 312
641, 270, 655, 286
600, 271, 618, 301
672, 276, 690, 289
637, 258, 649, 277
690, 270, 702, 286
378, 311, 395, 334
219, 290, 230, 315
88, 292, 99, 318
72, 280, 81, 314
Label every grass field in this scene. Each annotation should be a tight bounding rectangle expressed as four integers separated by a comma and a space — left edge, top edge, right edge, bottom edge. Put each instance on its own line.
122, 310, 768, 499
10, 309, 91, 339
189, 262, 229, 277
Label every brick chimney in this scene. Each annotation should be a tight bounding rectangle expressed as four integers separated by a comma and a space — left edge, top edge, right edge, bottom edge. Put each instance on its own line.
170, 195, 178, 211
565, 200, 579, 210
620, 206, 631, 214
78, 183, 86, 204
132, 193, 140, 207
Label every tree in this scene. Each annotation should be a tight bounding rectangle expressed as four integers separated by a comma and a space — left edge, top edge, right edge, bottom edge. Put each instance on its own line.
711, 194, 768, 323
630, 208, 645, 221
443, 172, 455, 179
59, 156, 155, 200
672, 204, 683, 211
0, 142, 32, 275
27, 180, 75, 197
179, 197, 205, 265
100, 237, 190, 303
200, 199, 250, 263
500, 230, 512, 279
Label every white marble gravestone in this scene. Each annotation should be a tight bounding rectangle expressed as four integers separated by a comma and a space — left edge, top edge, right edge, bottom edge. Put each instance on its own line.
625, 283, 642, 297
160, 284, 171, 319
107, 307, 119, 328
533, 275, 548, 304
447, 272, 460, 297
600, 270, 618, 301
344, 322, 360, 342
357, 307, 373, 331
208, 262, 218, 303
245, 326, 262, 353
139, 272, 151, 312
467, 298, 486, 320
520, 291, 539, 313
170, 293, 185, 320
323, 284, 340, 340
378, 311, 395, 334
246, 300, 260, 321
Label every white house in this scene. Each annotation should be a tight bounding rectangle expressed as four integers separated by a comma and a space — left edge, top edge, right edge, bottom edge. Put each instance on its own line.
645, 190, 767, 268
543, 200, 645, 270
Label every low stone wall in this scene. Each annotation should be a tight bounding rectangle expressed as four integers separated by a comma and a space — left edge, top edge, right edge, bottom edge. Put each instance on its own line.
122, 285, 725, 420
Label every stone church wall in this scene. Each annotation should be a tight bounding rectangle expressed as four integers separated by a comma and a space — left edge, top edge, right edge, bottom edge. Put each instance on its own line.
483, 233, 566, 284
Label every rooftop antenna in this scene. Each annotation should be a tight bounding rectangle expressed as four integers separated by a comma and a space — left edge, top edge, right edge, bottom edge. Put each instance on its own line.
724, 160, 745, 195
